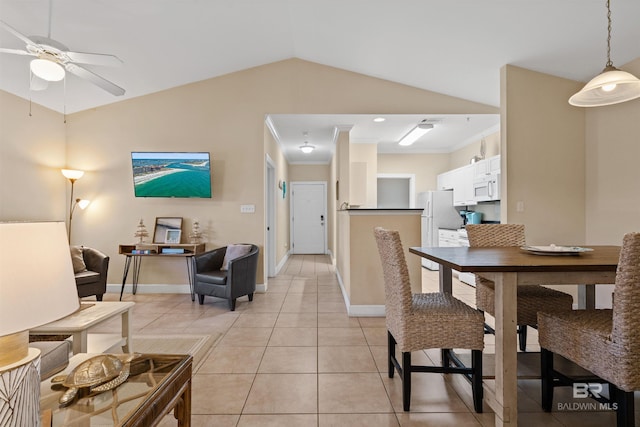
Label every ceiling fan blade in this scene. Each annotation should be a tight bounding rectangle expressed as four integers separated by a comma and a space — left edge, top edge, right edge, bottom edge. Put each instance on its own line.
64, 62, 125, 96
0, 20, 40, 48
65, 51, 123, 67
0, 47, 34, 56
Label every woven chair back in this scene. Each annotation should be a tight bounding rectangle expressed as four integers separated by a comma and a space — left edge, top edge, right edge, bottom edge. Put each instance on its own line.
373, 227, 413, 324
466, 224, 526, 247
611, 232, 640, 356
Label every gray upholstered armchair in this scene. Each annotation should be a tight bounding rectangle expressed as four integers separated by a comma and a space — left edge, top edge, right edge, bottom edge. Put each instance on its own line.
71, 246, 109, 301
194, 244, 259, 311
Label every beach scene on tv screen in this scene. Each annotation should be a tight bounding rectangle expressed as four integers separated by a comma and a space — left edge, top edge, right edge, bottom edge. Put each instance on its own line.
132, 152, 211, 198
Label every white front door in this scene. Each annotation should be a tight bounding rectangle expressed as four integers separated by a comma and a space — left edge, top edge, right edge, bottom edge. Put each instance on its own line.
291, 182, 326, 254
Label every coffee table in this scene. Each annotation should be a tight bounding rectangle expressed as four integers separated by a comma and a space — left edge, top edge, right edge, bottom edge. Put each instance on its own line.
40, 353, 192, 427
30, 301, 134, 355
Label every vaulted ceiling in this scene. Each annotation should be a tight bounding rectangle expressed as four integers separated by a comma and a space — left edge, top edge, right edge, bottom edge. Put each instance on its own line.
1, 1, 638, 160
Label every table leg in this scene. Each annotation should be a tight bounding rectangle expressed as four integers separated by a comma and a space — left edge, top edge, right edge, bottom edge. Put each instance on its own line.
186, 257, 196, 302
577, 284, 596, 309
72, 330, 88, 355
132, 256, 142, 295
176, 378, 192, 427
120, 256, 133, 301
122, 308, 133, 353
492, 272, 518, 426
439, 265, 453, 294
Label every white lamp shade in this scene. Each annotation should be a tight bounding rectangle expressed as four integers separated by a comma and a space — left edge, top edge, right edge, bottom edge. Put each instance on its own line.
0, 222, 79, 336
398, 123, 434, 146
77, 199, 91, 210
61, 169, 84, 180
30, 59, 65, 82
569, 68, 640, 107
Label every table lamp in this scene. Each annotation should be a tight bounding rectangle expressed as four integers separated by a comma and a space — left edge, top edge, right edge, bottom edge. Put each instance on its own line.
0, 222, 80, 426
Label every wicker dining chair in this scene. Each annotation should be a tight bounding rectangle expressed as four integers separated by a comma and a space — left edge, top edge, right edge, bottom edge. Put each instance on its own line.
373, 227, 485, 412
465, 224, 573, 351
538, 232, 640, 427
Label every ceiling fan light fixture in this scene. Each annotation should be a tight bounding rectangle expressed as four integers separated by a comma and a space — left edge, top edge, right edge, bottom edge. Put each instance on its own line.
299, 141, 315, 154
398, 123, 434, 146
569, 0, 640, 107
30, 58, 65, 82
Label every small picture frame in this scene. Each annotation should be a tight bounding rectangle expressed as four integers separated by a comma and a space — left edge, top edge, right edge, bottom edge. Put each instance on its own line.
153, 217, 183, 244
165, 229, 182, 244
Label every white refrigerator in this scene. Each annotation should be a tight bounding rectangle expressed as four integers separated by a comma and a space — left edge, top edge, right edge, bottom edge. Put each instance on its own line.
420, 191, 463, 270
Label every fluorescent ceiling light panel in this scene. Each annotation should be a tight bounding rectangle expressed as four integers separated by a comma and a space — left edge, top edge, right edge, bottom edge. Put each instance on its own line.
398, 123, 434, 146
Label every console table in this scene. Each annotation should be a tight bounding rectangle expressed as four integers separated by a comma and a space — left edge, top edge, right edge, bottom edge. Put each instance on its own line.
40, 353, 192, 427
119, 243, 205, 301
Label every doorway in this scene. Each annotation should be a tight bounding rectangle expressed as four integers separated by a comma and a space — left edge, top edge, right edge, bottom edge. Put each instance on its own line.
290, 181, 327, 254
265, 156, 276, 277
377, 173, 416, 208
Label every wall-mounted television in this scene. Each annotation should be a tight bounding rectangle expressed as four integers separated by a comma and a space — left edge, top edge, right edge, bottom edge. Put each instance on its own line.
131, 152, 212, 198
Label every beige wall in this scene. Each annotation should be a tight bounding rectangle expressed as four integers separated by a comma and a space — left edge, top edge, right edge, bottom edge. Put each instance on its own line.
348, 212, 422, 307
349, 143, 377, 207
9, 58, 494, 290
0, 91, 67, 222
500, 65, 586, 246
377, 153, 451, 196
289, 164, 330, 182
2, 54, 638, 311
585, 58, 640, 245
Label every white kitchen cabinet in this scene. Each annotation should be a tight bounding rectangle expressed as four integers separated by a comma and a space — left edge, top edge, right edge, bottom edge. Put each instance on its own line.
438, 228, 476, 286
452, 164, 476, 206
438, 229, 459, 246
473, 155, 500, 178
489, 155, 501, 174
437, 170, 455, 190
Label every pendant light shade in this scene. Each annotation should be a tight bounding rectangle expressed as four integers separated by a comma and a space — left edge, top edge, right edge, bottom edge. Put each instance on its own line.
569, 66, 640, 107
569, 0, 640, 107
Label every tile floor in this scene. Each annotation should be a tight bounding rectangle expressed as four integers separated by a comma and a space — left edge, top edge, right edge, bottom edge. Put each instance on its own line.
92, 254, 635, 426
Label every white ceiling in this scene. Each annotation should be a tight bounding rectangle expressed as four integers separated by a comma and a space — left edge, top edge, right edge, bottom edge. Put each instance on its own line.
1, 1, 639, 162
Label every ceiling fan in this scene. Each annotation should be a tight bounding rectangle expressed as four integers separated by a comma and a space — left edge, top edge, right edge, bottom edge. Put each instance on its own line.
0, 6, 125, 96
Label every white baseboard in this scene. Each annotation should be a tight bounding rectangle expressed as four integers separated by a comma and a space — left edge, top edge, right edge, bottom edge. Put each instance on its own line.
275, 251, 290, 275
335, 270, 384, 317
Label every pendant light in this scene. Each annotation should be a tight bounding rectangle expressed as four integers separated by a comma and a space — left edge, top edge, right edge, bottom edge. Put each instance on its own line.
299, 131, 315, 154
569, 0, 640, 107
300, 141, 315, 154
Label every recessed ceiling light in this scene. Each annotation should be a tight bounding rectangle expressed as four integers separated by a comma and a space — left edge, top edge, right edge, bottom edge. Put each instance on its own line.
373, 117, 386, 122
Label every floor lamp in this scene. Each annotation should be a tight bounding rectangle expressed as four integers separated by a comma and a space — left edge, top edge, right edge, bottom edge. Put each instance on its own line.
61, 169, 88, 243
0, 222, 80, 426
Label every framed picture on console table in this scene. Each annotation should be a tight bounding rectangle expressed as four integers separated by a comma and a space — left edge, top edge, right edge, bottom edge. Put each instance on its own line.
165, 229, 181, 244
153, 217, 183, 244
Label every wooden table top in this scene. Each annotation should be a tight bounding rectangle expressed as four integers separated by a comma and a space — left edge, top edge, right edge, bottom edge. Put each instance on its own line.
409, 246, 620, 273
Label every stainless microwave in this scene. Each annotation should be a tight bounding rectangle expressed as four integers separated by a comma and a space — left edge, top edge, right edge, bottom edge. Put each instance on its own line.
473, 173, 500, 202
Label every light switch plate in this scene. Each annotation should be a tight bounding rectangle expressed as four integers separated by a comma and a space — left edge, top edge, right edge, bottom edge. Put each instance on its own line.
240, 204, 255, 213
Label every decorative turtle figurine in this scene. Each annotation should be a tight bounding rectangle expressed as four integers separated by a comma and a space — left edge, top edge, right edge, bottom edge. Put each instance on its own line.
51, 353, 139, 406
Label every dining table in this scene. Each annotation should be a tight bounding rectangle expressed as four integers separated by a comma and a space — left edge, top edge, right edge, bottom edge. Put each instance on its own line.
409, 245, 620, 427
